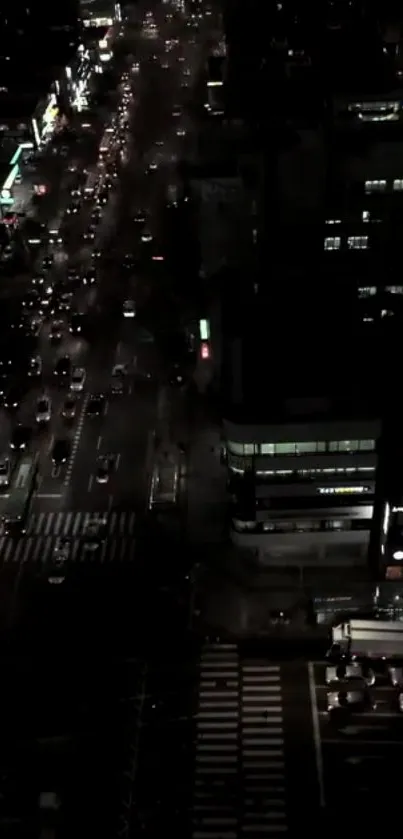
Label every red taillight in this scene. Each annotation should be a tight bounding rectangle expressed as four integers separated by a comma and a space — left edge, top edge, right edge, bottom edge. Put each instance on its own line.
201, 342, 210, 359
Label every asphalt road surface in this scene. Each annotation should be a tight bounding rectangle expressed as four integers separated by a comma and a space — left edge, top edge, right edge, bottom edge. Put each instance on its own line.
0, 3, 222, 838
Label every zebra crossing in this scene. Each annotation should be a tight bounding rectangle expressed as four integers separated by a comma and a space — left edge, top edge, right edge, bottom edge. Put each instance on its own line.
193, 642, 287, 838
0, 511, 137, 565
25, 511, 136, 537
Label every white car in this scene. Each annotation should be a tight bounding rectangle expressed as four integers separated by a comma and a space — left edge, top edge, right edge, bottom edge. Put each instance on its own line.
141, 229, 153, 243
123, 300, 136, 318
28, 355, 42, 377
36, 394, 51, 423
70, 367, 86, 391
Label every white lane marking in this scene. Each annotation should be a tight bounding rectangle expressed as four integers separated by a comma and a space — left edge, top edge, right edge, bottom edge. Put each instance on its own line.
36, 493, 63, 499
63, 393, 89, 487
97, 435, 102, 450
103, 400, 109, 415
88, 474, 94, 492
308, 661, 326, 808
115, 453, 121, 470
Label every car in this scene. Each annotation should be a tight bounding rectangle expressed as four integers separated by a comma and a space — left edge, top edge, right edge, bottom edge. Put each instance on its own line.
32, 273, 45, 286
83, 227, 95, 241
29, 316, 43, 337
123, 299, 136, 318
83, 270, 96, 285
325, 662, 375, 686
398, 692, 403, 713
327, 689, 374, 713
54, 356, 71, 377
389, 666, 403, 687
87, 394, 105, 417
52, 438, 70, 464
42, 255, 53, 270
111, 371, 124, 394
66, 201, 80, 214
56, 292, 73, 312
3, 387, 22, 409
170, 363, 186, 387
176, 127, 186, 137
10, 424, 32, 450
49, 320, 63, 341
67, 268, 80, 283
69, 313, 83, 334
0, 455, 11, 487
91, 208, 102, 222
22, 290, 40, 311
48, 540, 69, 584
134, 210, 146, 225
97, 191, 108, 206
28, 355, 42, 377
61, 394, 77, 420
147, 162, 158, 173
70, 366, 86, 391
54, 536, 70, 561
36, 394, 51, 423
96, 454, 114, 483
141, 229, 153, 243
92, 249, 101, 260
83, 515, 107, 550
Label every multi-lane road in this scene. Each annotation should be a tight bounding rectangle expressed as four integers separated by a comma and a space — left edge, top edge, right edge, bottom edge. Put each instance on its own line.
0, 3, 221, 836
0, 4, 210, 577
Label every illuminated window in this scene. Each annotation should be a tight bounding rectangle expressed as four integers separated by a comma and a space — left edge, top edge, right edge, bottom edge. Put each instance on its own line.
260, 444, 275, 455
328, 440, 375, 453
318, 486, 370, 495
274, 443, 296, 455
348, 235, 368, 250
393, 179, 403, 191
358, 286, 376, 298
359, 439, 376, 451
227, 442, 257, 456
386, 286, 403, 295
365, 179, 386, 193
324, 236, 341, 250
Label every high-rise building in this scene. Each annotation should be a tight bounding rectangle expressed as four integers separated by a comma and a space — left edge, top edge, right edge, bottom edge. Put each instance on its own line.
212, 0, 403, 585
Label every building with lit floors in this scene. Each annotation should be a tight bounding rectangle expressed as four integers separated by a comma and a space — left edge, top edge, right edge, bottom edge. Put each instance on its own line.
221, 284, 385, 572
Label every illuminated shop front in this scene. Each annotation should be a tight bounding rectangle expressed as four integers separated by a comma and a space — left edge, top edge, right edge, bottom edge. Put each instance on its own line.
65, 48, 93, 111
31, 93, 60, 148
0, 142, 34, 211
81, 2, 121, 29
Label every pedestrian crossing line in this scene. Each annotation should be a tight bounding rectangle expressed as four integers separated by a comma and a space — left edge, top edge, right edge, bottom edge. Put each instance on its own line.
193, 645, 290, 838
0, 536, 136, 564
240, 659, 287, 838
24, 510, 137, 536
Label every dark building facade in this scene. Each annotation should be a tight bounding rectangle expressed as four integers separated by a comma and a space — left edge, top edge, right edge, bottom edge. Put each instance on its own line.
0, 1, 81, 95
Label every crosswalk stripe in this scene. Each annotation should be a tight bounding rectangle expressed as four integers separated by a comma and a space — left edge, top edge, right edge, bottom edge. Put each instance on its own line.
193, 644, 288, 839
0, 533, 136, 564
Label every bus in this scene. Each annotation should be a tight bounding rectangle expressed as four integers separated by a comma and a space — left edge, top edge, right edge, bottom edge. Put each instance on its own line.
84, 166, 100, 200
2, 454, 39, 535
148, 454, 180, 510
